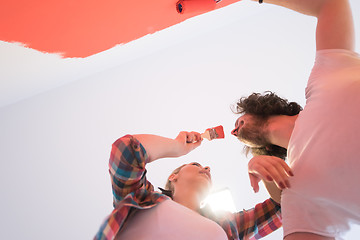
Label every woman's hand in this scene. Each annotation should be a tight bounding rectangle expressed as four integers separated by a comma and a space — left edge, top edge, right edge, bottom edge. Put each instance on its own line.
173, 131, 202, 157
248, 155, 294, 193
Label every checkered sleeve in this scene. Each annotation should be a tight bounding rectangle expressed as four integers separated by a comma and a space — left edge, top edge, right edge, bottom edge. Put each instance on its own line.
232, 198, 282, 239
109, 135, 152, 207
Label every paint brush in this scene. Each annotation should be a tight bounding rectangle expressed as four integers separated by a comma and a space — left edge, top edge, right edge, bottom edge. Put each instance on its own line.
201, 125, 224, 141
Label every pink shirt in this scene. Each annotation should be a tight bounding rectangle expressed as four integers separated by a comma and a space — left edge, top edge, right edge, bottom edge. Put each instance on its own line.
283, 49, 360, 239
117, 199, 228, 240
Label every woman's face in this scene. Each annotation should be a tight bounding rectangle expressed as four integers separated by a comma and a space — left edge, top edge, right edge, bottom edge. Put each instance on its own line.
172, 162, 212, 192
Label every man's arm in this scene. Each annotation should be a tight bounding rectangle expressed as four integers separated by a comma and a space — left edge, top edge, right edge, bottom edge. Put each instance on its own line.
253, 0, 355, 51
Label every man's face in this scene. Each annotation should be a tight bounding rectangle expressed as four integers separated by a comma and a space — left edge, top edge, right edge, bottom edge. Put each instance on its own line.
231, 114, 268, 147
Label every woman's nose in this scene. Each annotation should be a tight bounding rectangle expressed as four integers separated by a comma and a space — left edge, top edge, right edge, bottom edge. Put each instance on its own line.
204, 166, 210, 172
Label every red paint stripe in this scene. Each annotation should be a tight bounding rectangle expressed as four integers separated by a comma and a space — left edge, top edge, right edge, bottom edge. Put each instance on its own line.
0, 0, 241, 58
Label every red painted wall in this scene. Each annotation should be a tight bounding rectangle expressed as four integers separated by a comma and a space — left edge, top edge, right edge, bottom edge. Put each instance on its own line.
0, 0, 240, 58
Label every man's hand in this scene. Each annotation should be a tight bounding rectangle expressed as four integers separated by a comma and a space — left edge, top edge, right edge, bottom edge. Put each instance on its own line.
248, 155, 294, 193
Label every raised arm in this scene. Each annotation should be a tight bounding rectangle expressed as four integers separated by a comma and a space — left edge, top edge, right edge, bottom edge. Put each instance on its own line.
109, 132, 202, 206
134, 131, 202, 162
254, 0, 355, 51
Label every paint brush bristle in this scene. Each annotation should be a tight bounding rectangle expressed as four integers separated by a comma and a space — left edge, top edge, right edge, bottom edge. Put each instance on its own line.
201, 125, 224, 140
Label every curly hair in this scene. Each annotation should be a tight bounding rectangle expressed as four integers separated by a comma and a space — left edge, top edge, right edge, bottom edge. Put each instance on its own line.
235, 91, 302, 117
234, 91, 303, 159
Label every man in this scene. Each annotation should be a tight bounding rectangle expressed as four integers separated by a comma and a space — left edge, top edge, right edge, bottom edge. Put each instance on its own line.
232, 0, 360, 239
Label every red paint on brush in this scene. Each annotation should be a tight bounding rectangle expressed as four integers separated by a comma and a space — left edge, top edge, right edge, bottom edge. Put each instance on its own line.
205, 125, 224, 140
212, 125, 224, 139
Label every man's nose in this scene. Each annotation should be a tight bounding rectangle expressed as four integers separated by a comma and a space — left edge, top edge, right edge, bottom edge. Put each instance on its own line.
231, 126, 240, 136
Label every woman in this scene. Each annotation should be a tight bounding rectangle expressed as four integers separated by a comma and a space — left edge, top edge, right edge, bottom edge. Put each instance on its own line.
94, 131, 290, 240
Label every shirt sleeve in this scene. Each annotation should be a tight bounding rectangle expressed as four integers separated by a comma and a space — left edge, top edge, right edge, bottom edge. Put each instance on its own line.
109, 135, 153, 207
217, 198, 282, 240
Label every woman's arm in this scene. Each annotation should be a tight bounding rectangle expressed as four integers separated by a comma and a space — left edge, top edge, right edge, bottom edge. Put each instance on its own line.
248, 155, 293, 204
220, 198, 282, 239
133, 131, 202, 162
109, 132, 202, 206
263, 181, 281, 204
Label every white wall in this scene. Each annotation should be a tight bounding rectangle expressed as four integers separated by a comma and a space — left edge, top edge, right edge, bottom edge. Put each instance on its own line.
1, 1, 360, 239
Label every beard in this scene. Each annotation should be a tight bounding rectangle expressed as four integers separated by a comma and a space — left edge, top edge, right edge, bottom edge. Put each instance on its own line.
238, 116, 269, 147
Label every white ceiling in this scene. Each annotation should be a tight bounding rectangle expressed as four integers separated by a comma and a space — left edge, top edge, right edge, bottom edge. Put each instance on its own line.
1, 1, 359, 109
0, 1, 269, 109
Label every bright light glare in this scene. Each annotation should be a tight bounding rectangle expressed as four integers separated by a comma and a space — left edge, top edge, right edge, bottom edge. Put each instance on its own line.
201, 188, 236, 213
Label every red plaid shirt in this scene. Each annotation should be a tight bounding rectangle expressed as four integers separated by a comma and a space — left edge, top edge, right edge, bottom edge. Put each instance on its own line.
94, 135, 282, 240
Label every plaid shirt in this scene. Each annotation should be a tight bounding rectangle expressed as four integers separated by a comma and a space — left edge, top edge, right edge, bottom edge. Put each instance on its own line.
94, 135, 282, 240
